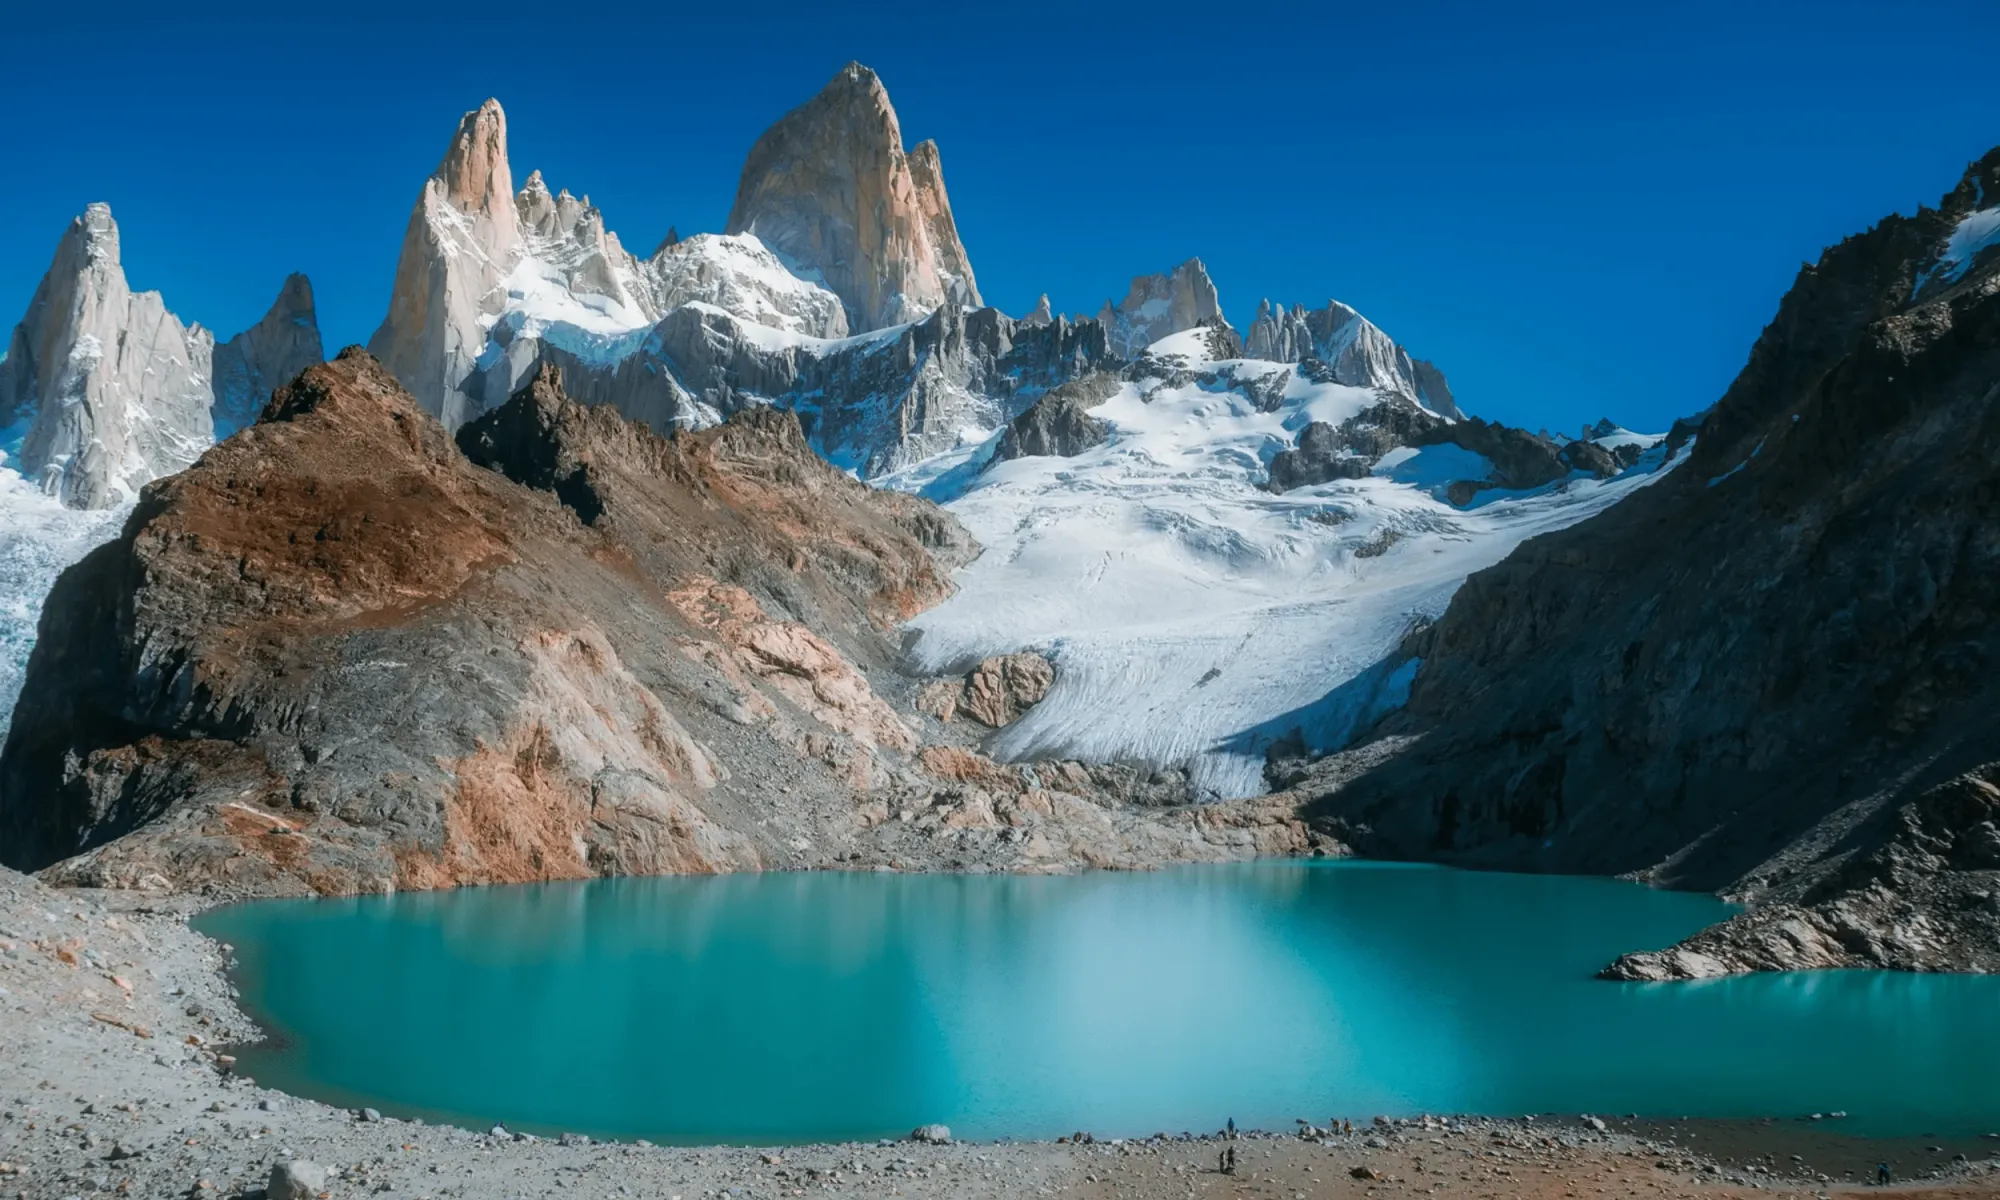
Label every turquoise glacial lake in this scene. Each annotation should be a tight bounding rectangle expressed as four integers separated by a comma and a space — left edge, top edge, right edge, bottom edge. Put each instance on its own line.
196, 862, 2000, 1144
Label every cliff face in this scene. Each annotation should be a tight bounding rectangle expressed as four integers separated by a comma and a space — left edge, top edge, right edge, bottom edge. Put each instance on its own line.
1300, 147, 2000, 975
727, 63, 981, 332
366, 99, 523, 428
0, 352, 1318, 894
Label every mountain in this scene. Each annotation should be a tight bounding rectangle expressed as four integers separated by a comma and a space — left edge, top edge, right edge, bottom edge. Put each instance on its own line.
727, 62, 981, 333
212, 272, 322, 438
364, 78, 1093, 475
0, 205, 213, 509
0, 351, 1320, 893
1096, 258, 1228, 357
1296, 146, 2000, 976
0, 205, 322, 509
1247, 298, 1463, 418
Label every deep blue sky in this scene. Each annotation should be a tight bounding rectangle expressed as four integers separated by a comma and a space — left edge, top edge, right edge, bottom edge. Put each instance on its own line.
4, 0, 1996, 435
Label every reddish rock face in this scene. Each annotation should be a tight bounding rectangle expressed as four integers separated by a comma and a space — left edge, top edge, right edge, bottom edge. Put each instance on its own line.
0, 352, 971, 894
726, 62, 981, 332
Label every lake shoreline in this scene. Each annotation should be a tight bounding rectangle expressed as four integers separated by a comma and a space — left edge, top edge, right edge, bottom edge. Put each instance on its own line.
5, 865, 2000, 1199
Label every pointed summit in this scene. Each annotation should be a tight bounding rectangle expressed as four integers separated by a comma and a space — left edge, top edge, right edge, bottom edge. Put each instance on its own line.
0, 204, 217, 508
213, 273, 325, 438
437, 98, 516, 240
1017, 293, 1054, 328
368, 98, 525, 426
726, 62, 982, 331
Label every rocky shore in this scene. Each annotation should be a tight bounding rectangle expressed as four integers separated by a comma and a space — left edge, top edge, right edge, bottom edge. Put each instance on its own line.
6, 864, 2000, 1200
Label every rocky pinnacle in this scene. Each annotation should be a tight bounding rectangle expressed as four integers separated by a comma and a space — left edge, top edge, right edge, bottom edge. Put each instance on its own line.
726, 62, 982, 332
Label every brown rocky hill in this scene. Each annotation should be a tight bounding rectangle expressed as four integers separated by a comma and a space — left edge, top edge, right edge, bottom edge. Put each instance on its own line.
1295, 147, 2000, 976
0, 351, 1315, 895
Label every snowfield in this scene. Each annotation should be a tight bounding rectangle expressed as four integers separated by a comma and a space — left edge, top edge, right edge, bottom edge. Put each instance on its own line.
888, 339, 1680, 799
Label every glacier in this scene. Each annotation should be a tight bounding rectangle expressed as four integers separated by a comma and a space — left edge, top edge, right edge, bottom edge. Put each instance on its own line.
888, 330, 1682, 799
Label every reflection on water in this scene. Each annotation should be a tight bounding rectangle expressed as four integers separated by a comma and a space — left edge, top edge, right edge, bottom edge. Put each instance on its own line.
198, 862, 2000, 1144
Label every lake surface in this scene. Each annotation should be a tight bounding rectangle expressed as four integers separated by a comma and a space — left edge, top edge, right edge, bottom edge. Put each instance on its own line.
196, 862, 2000, 1144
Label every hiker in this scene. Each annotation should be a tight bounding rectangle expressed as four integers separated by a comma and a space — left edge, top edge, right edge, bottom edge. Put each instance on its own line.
1878, 1162, 1892, 1185
1227, 1117, 1236, 1137
1219, 1147, 1229, 1173
1227, 1145, 1238, 1173
1343, 1119, 1353, 1135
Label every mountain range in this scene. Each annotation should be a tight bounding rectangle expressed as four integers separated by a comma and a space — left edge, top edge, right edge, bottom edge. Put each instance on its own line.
2, 62, 1997, 978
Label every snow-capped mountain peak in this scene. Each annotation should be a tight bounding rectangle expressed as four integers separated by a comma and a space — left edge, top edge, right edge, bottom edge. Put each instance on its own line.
1247, 297, 1461, 418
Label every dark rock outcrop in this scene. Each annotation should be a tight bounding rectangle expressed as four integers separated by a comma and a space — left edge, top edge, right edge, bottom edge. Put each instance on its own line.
991, 374, 1118, 463
1298, 146, 2000, 976
1266, 422, 1372, 491
1265, 401, 1626, 497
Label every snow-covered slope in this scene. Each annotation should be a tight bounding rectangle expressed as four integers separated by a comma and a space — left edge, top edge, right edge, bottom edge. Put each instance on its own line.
889, 333, 1679, 798
0, 462, 126, 744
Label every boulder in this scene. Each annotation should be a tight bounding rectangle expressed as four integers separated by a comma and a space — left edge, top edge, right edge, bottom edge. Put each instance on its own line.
268, 1160, 326, 1200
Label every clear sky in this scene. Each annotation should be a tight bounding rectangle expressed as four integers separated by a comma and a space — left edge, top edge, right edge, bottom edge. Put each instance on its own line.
4, 0, 1996, 435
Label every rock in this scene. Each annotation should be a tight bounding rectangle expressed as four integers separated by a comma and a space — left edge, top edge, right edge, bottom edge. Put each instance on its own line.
727, 63, 980, 332
1352, 1166, 1382, 1180
1266, 422, 1372, 492
910, 1124, 952, 1144
915, 679, 964, 723
268, 1159, 327, 1200
990, 374, 1118, 462
1584, 1116, 1607, 1132
490, 1124, 509, 1139
361, 1107, 383, 1122
960, 654, 1055, 727
1097, 259, 1228, 356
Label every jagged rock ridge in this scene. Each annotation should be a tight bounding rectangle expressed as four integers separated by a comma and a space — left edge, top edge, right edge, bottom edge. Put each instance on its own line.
1247, 298, 1462, 418
1097, 259, 1228, 357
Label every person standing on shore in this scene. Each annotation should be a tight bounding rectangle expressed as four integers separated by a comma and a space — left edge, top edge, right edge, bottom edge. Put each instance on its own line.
1878, 1162, 1892, 1185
